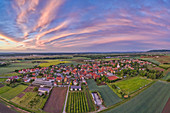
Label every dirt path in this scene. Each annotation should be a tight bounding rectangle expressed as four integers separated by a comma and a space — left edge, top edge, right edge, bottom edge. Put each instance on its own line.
63, 85, 69, 113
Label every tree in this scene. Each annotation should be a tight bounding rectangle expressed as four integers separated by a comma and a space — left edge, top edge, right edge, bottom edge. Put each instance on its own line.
33, 87, 38, 91
45, 91, 48, 96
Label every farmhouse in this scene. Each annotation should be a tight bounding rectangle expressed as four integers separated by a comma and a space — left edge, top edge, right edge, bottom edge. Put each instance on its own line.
70, 86, 81, 91
38, 87, 52, 94
32, 79, 53, 87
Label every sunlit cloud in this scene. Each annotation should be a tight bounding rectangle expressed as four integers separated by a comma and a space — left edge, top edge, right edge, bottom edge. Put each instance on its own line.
0, 0, 170, 52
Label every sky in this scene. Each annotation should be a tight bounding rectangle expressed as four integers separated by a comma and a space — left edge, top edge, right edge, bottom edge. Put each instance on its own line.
0, 0, 170, 52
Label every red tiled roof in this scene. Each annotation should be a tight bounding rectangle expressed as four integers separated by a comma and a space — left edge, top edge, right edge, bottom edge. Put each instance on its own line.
108, 76, 119, 81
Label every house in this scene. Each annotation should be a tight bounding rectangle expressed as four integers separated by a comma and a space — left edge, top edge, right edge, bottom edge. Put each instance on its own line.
56, 76, 63, 82
73, 80, 78, 85
107, 76, 119, 81
24, 78, 30, 82
70, 86, 81, 91
64, 77, 68, 83
47, 77, 55, 82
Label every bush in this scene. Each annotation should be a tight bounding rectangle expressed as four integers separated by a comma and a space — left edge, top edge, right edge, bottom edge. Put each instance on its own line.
33, 87, 38, 91
167, 79, 170, 82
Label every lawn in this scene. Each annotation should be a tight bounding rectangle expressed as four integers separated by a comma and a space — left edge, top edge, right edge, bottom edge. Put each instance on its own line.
0, 85, 27, 100
87, 79, 121, 107
112, 77, 152, 95
39, 59, 71, 67
0, 62, 38, 75
11, 92, 48, 110
0, 86, 12, 94
104, 81, 170, 113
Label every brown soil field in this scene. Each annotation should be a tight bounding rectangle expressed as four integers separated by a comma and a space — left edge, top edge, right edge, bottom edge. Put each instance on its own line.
154, 56, 170, 64
43, 87, 67, 113
0, 102, 17, 113
0, 84, 4, 88
17, 93, 25, 98
23, 86, 35, 92
162, 98, 170, 113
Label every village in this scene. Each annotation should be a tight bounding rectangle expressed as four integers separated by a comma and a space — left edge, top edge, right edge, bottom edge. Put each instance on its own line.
0, 56, 168, 113
5, 59, 153, 96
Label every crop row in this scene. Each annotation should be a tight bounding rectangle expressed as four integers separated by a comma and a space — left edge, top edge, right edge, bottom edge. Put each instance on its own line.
66, 91, 89, 113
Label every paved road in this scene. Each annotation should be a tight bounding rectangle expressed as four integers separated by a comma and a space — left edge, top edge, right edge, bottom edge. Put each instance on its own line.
63, 85, 70, 113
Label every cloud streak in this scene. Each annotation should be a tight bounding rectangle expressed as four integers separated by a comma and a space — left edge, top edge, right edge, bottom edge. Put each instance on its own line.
0, 0, 169, 52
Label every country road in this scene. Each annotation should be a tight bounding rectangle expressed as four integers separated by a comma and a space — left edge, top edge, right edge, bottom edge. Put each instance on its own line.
63, 85, 70, 113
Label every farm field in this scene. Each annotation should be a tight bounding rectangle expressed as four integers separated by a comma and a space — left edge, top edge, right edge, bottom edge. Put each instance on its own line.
104, 82, 170, 113
66, 91, 89, 113
0, 86, 12, 94
112, 77, 153, 95
0, 85, 27, 100
86, 79, 98, 91
0, 101, 17, 113
84, 87, 96, 111
0, 62, 38, 75
87, 79, 121, 107
0, 72, 20, 77
162, 98, 170, 113
160, 64, 170, 68
101, 58, 120, 61
98, 85, 122, 107
39, 59, 71, 67
163, 72, 170, 80
11, 92, 48, 111
43, 87, 67, 113
153, 56, 170, 64
0, 78, 6, 82
140, 58, 161, 65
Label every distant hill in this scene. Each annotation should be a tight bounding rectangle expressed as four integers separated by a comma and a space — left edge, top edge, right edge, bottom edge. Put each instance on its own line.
147, 50, 170, 52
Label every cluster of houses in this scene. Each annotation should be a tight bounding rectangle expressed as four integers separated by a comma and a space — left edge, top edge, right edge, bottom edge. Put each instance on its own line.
6, 59, 151, 94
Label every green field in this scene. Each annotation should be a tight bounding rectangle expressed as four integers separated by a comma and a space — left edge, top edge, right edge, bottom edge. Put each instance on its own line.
66, 91, 89, 113
104, 82, 170, 113
11, 92, 48, 110
87, 79, 121, 107
72, 57, 91, 60
0, 85, 27, 100
0, 86, 12, 94
163, 72, 170, 80
0, 62, 38, 75
112, 77, 152, 95
0, 72, 20, 77
0, 78, 6, 82
98, 85, 122, 107
39, 59, 71, 67
86, 79, 98, 91
140, 58, 161, 65
98, 58, 119, 61
160, 64, 170, 69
